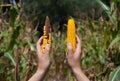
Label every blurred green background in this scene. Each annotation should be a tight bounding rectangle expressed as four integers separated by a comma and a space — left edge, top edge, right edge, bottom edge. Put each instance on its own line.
0, 0, 120, 81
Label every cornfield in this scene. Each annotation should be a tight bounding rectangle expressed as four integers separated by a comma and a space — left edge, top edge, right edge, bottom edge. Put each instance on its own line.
0, 0, 120, 81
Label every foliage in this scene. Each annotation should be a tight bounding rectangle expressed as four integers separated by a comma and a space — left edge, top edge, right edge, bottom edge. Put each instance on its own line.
96, 0, 116, 24
24, 0, 97, 27
0, 5, 37, 81
109, 66, 120, 81
0, 0, 120, 81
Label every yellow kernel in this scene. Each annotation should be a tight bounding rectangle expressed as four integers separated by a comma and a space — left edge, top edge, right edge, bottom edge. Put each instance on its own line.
67, 18, 76, 52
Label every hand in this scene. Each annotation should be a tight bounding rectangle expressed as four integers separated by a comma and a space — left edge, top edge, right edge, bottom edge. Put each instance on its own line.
29, 36, 51, 81
66, 35, 89, 81
66, 35, 81, 69
36, 36, 51, 71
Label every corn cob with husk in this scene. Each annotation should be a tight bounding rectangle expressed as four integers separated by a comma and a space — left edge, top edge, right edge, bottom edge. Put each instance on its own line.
42, 16, 52, 53
67, 18, 76, 52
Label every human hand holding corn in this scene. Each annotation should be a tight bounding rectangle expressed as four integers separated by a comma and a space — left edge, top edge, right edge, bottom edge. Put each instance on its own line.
29, 17, 52, 81
66, 19, 89, 81
29, 18, 89, 81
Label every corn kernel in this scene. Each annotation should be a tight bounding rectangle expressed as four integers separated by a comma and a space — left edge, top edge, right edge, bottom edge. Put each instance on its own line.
42, 17, 52, 53
67, 18, 76, 52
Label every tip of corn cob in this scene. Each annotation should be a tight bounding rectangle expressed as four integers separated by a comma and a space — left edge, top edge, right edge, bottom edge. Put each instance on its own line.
45, 16, 51, 37
67, 18, 76, 52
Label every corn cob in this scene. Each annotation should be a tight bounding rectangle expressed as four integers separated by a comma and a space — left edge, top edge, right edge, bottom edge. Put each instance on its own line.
67, 18, 76, 52
42, 16, 52, 53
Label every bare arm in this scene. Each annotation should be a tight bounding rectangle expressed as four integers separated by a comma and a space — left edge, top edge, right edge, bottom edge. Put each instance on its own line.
28, 70, 46, 81
29, 36, 51, 81
72, 66, 89, 81
67, 35, 90, 81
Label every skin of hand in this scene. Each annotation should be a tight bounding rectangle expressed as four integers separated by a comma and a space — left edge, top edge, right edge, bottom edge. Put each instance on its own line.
67, 35, 81, 69
29, 36, 51, 81
36, 36, 51, 71
67, 35, 90, 81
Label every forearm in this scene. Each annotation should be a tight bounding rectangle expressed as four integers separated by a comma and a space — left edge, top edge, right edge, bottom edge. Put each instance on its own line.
72, 67, 90, 81
28, 69, 46, 81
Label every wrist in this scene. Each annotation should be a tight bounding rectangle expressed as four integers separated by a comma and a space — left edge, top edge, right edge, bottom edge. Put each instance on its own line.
28, 68, 46, 81
72, 66, 90, 81
37, 63, 50, 72
36, 64, 50, 75
36, 69, 46, 75
71, 63, 81, 70
72, 65, 82, 74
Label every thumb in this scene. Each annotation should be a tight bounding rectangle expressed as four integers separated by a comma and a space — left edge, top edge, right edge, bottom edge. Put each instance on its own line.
45, 44, 50, 55
67, 43, 73, 57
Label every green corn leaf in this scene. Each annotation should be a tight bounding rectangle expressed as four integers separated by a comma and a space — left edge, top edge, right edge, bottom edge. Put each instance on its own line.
10, 6, 19, 27
0, 64, 6, 73
109, 36, 120, 48
4, 52, 16, 66
0, 30, 9, 38
96, 0, 110, 11
109, 66, 120, 81
96, 0, 115, 24
7, 26, 20, 51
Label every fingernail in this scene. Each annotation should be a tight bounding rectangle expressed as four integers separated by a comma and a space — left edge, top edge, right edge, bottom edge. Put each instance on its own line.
68, 43, 72, 49
45, 44, 50, 50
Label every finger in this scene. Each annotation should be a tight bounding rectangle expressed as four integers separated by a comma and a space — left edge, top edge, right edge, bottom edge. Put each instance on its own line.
44, 44, 51, 55
67, 43, 73, 58
75, 35, 81, 55
36, 36, 43, 54
37, 36, 43, 45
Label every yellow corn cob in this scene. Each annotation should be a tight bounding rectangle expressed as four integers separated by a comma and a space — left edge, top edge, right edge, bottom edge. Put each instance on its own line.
42, 17, 52, 53
42, 26, 48, 53
67, 18, 76, 52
